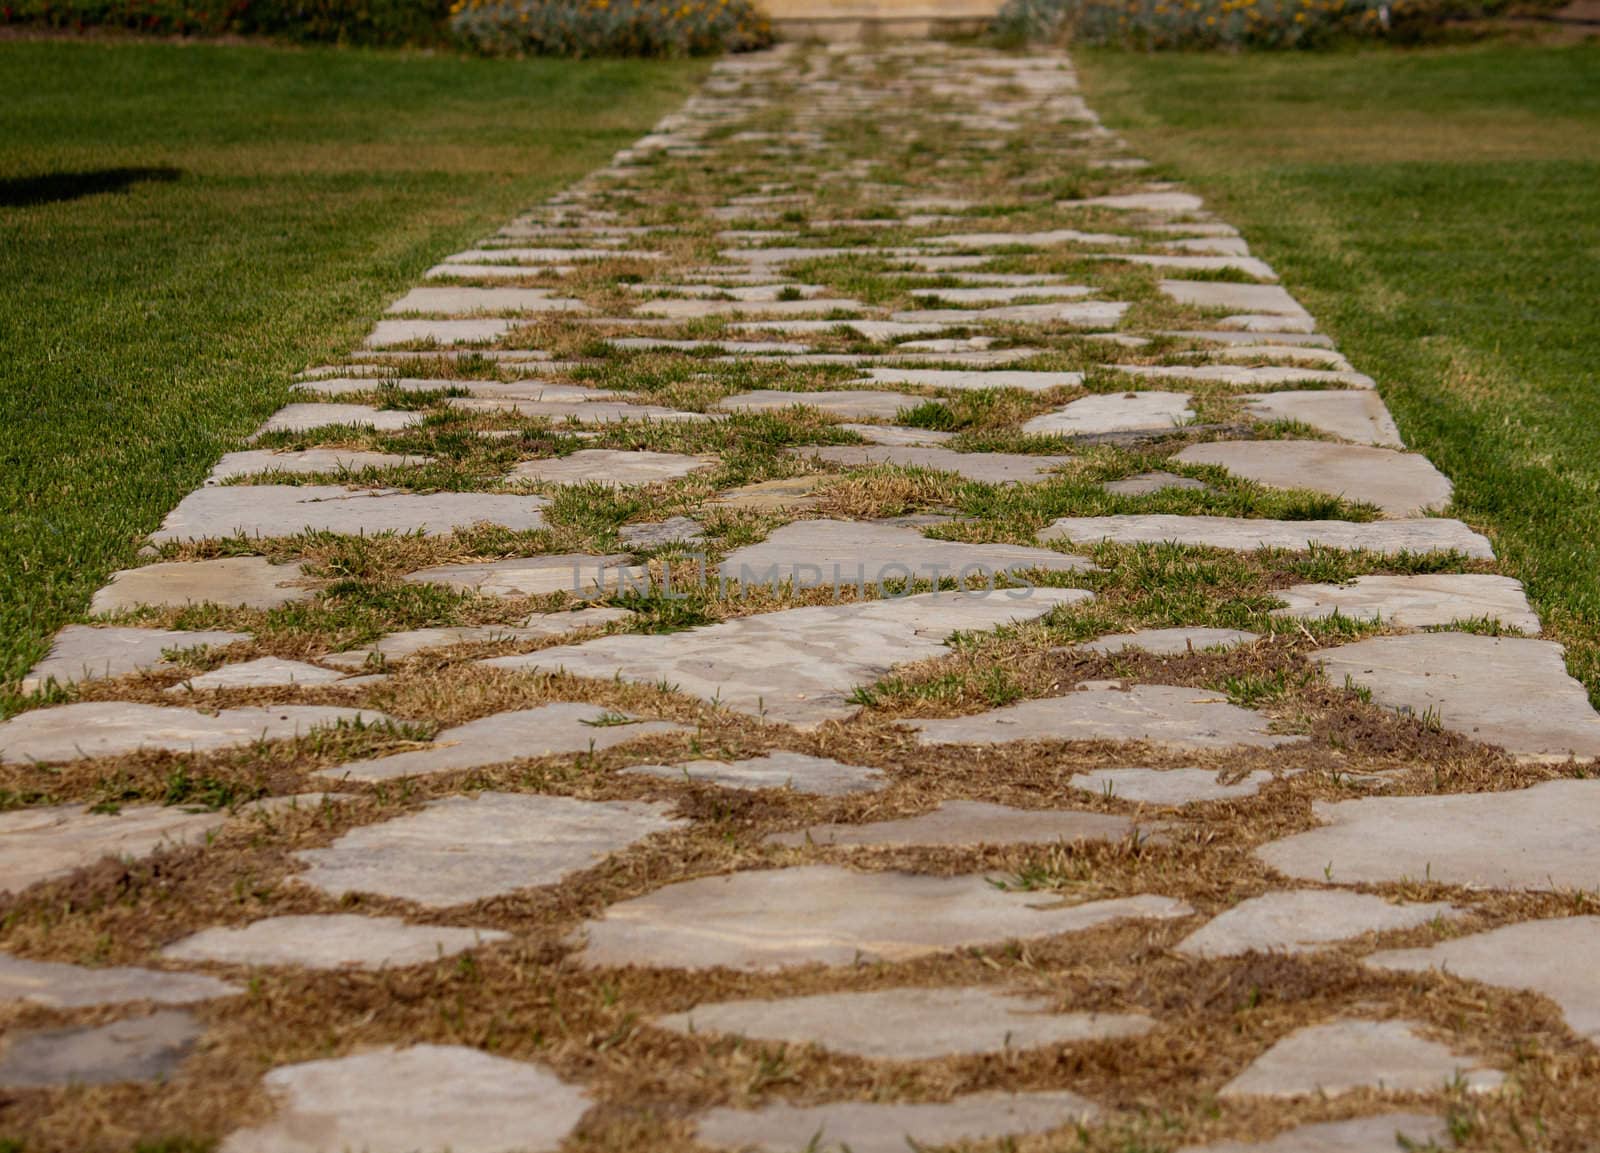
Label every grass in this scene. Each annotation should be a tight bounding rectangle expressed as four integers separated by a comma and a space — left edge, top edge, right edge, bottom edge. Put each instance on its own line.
0, 39, 707, 693
1075, 39, 1600, 702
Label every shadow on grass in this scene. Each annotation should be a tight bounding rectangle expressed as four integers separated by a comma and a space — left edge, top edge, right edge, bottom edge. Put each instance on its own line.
0, 165, 181, 207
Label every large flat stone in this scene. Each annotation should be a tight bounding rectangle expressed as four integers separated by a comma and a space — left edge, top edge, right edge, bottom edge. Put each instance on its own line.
1175, 1113, 1449, 1153
930, 227, 1132, 248
657, 986, 1151, 1060
1108, 253, 1278, 281
162, 914, 510, 970
448, 398, 709, 424
709, 475, 825, 512
0, 702, 389, 765
208, 448, 429, 483
1240, 391, 1401, 447
1116, 365, 1373, 390
254, 403, 422, 436
326, 703, 686, 782
151, 486, 548, 542
766, 801, 1141, 848
92, 557, 312, 613
294, 793, 686, 907
575, 865, 1190, 970
510, 449, 716, 486
1313, 634, 1600, 760
624, 751, 886, 795
1077, 627, 1259, 655
907, 285, 1092, 304
220, 1045, 590, 1153
169, 657, 354, 692
387, 287, 583, 315
364, 318, 514, 348
1039, 514, 1494, 559
1158, 280, 1309, 319
1174, 441, 1452, 517
1073, 767, 1275, 805
1368, 917, 1600, 1042
1277, 574, 1539, 632
892, 301, 1128, 327
716, 389, 913, 419
910, 682, 1303, 751
1023, 391, 1195, 436
1256, 779, 1600, 890
319, 608, 630, 670
1220, 1019, 1501, 1098
838, 423, 953, 447
0, 1010, 203, 1088
1176, 891, 1460, 959
1067, 190, 1205, 212
635, 297, 862, 317
620, 516, 706, 548
0, 804, 230, 896
695, 1091, 1098, 1153
0, 953, 239, 1007
733, 319, 952, 340
1103, 470, 1206, 496
403, 553, 630, 598
719, 520, 1091, 586
799, 444, 1072, 485
485, 589, 1087, 728
21, 626, 249, 692
862, 368, 1084, 393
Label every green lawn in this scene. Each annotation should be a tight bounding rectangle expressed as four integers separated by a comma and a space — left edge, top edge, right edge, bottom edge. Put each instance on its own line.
0, 41, 705, 696
1076, 41, 1600, 703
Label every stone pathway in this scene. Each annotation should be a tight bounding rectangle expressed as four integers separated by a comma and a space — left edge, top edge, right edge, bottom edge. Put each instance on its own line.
3, 39, 1598, 1153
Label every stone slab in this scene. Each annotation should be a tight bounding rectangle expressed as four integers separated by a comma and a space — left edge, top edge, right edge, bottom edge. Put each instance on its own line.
1175, 441, 1452, 517
709, 476, 825, 512
403, 553, 631, 598
1175, 1113, 1449, 1153
448, 398, 709, 424
1073, 767, 1275, 805
1158, 280, 1309, 318
1103, 470, 1206, 496
799, 444, 1072, 485
151, 486, 548, 543
0, 702, 389, 766
659, 986, 1151, 1060
620, 516, 706, 548
1109, 253, 1278, 281
163, 914, 510, 970
863, 368, 1085, 393
1277, 574, 1539, 633
294, 792, 686, 907
220, 1045, 590, 1153
327, 703, 686, 782
1240, 390, 1401, 446
1220, 1019, 1502, 1098
892, 301, 1128, 327
575, 864, 1191, 970
910, 682, 1302, 751
0, 804, 230, 896
733, 319, 952, 339
1256, 779, 1600, 890
1066, 190, 1205, 212
0, 1009, 202, 1088
716, 389, 913, 419
364, 318, 514, 348
486, 589, 1088, 728
907, 285, 1092, 304
930, 228, 1132, 248
92, 557, 313, 613
21, 626, 249, 693
838, 423, 953, 447
169, 657, 354, 692
320, 609, 631, 670
1116, 364, 1374, 389
766, 800, 1141, 848
1077, 627, 1259, 655
208, 449, 429, 483
1313, 634, 1600, 760
387, 287, 583, 315
1177, 891, 1460, 959
511, 449, 716, 486
1039, 514, 1495, 559
254, 403, 422, 436
0, 953, 239, 1008
635, 297, 863, 317
1369, 917, 1600, 1042
624, 751, 886, 795
1023, 391, 1195, 436
695, 1091, 1098, 1153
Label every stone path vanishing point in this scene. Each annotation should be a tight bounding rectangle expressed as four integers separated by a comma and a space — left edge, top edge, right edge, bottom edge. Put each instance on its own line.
5, 42, 1600, 1153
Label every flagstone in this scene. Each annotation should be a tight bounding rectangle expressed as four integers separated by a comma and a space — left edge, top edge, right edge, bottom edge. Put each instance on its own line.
447, 246, 649, 263
620, 516, 706, 548
766, 800, 1143, 848
657, 986, 1152, 1060
1174, 441, 1452, 517
20, 625, 249, 692
0, 702, 389, 766
1039, 514, 1495, 559
892, 301, 1128, 327
511, 449, 716, 485
838, 423, 953, 446
907, 285, 1093, 303
1238, 391, 1399, 448
294, 793, 686, 906
1024, 391, 1194, 436
0, 1010, 203, 1088
486, 589, 1087, 727
1313, 634, 1600, 760
208, 447, 430, 483
386, 287, 583, 315
220, 1045, 590, 1153
162, 915, 510, 970
150, 485, 547, 542
719, 519, 1092, 585
1072, 767, 1275, 805
1065, 190, 1205, 212
1369, 917, 1600, 1042
1256, 779, 1600, 889
364, 318, 514, 348
733, 318, 951, 339
608, 336, 812, 353
716, 389, 912, 418
325, 703, 687, 783
0, 953, 239, 1008
319, 608, 631, 670
624, 751, 887, 795
1103, 470, 1206, 496
1177, 891, 1460, 959
0, 804, 231, 896
634, 297, 863, 317
862, 367, 1084, 392
252, 403, 423, 436
1220, 1019, 1502, 1098
930, 228, 1132, 248
425, 262, 574, 280
1158, 279, 1309, 317
1175, 1113, 1450, 1153
799, 444, 1072, 484
403, 553, 631, 597
574, 864, 1190, 970
165, 657, 357, 692
449, 397, 709, 424
1197, 344, 1352, 368
909, 682, 1303, 751
625, 282, 829, 300
1077, 627, 1259, 655
708, 475, 825, 511
1161, 329, 1335, 348
1276, 574, 1539, 632
1117, 364, 1374, 390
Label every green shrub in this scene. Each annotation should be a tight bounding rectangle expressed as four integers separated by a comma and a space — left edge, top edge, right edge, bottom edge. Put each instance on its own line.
0, 0, 454, 44
992, 0, 1520, 48
449, 0, 773, 57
